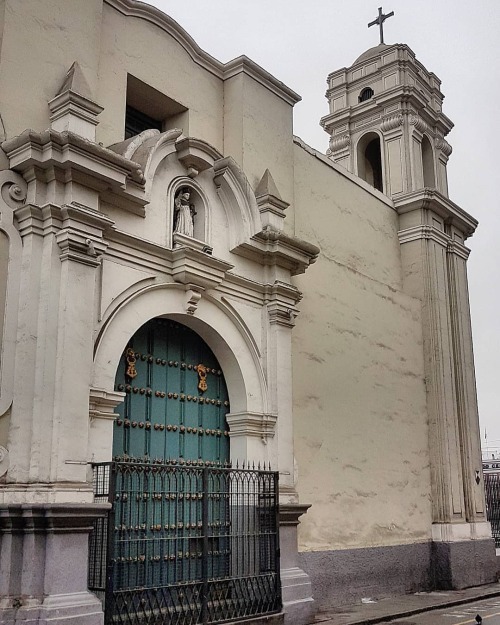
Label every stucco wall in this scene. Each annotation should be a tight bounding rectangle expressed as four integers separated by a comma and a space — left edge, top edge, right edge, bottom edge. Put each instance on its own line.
98, 4, 224, 149
291, 141, 432, 551
223, 73, 295, 229
0, 0, 296, 186
0, 0, 103, 139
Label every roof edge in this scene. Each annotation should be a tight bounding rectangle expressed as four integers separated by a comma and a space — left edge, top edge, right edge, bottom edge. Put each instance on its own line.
105, 0, 300, 105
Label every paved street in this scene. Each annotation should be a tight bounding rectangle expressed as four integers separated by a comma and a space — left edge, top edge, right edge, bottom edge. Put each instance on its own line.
314, 583, 500, 625
377, 597, 500, 625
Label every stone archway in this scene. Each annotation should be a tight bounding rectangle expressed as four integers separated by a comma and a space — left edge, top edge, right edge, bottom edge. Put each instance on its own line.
90, 283, 272, 466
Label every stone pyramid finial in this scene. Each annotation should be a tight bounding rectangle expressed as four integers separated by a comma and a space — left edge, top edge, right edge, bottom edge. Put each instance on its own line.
255, 169, 289, 229
255, 169, 282, 200
56, 61, 93, 99
48, 62, 103, 141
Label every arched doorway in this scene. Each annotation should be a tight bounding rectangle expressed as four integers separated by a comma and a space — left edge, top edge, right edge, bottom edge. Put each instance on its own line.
89, 303, 281, 625
113, 317, 230, 466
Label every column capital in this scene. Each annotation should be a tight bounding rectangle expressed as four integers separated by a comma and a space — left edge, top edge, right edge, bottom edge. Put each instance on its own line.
279, 503, 311, 527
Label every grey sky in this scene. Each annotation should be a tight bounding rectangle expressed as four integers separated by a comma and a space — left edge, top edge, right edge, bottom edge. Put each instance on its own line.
150, 0, 500, 450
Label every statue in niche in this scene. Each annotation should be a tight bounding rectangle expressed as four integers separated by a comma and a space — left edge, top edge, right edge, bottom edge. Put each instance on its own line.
173, 187, 196, 238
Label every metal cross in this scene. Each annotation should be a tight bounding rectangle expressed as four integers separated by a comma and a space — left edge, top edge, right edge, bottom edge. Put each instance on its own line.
368, 7, 394, 44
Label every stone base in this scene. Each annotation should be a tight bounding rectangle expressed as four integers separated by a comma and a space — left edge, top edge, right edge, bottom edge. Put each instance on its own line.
299, 539, 499, 609
299, 543, 432, 609
281, 567, 314, 625
432, 538, 498, 589
0, 592, 104, 625
0, 503, 109, 625
279, 504, 315, 625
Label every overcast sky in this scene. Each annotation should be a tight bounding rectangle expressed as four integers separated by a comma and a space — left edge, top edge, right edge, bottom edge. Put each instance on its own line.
150, 0, 500, 451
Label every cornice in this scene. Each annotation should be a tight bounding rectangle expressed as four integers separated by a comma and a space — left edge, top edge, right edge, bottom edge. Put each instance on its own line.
394, 189, 477, 237
225, 411, 277, 441
3, 129, 148, 216
447, 239, 471, 260
171, 246, 234, 291
398, 226, 471, 259
323, 84, 453, 138
232, 226, 319, 276
223, 56, 301, 106
104, 0, 301, 106
279, 503, 311, 526
328, 43, 441, 89
398, 225, 450, 248
2, 129, 144, 184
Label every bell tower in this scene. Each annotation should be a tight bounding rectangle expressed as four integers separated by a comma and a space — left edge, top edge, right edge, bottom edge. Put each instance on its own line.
320, 13, 498, 590
320, 41, 453, 198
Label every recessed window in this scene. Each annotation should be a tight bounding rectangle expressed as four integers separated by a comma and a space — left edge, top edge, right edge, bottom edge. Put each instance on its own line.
124, 75, 189, 140
125, 106, 162, 139
359, 87, 374, 103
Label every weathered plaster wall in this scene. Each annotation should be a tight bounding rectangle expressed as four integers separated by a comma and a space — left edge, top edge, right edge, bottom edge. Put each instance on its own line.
98, 4, 224, 149
223, 73, 295, 231
291, 141, 432, 550
0, 0, 103, 139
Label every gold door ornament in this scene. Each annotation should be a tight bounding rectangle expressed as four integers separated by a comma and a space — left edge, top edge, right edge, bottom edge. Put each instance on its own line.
196, 364, 208, 393
126, 348, 138, 379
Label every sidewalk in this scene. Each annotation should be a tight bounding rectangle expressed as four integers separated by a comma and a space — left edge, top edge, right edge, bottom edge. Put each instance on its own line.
313, 582, 500, 625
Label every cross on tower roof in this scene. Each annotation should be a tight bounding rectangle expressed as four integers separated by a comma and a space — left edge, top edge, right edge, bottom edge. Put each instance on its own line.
368, 7, 394, 44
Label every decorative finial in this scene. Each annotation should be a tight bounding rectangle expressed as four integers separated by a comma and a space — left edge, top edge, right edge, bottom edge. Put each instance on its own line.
368, 7, 394, 44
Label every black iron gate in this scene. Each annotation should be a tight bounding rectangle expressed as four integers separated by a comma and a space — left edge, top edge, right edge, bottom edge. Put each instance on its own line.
484, 472, 500, 547
88, 461, 281, 625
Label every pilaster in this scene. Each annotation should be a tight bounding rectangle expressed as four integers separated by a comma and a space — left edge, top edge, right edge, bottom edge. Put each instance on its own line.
395, 190, 496, 587
266, 281, 302, 500
3, 202, 114, 500
446, 232, 487, 524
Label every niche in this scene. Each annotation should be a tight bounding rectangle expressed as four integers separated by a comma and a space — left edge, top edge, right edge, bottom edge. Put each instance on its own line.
172, 184, 207, 247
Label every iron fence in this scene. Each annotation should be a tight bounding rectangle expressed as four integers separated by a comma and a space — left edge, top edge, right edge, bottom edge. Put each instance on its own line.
484, 472, 500, 547
88, 461, 281, 625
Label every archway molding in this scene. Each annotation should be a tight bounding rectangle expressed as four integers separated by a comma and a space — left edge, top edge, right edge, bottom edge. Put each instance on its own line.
90, 282, 271, 462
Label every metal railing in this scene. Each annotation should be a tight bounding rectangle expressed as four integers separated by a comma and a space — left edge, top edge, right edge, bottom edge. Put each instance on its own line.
484, 472, 500, 547
88, 461, 281, 625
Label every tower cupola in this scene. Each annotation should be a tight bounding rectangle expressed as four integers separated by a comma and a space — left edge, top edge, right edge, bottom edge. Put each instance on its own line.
321, 41, 453, 198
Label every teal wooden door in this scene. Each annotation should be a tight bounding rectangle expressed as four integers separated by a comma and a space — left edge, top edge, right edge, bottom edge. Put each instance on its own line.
113, 318, 230, 465
112, 318, 231, 598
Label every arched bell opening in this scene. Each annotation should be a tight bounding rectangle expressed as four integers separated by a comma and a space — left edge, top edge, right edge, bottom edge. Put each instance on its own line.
422, 134, 436, 189
357, 132, 384, 192
113, 317, 230, 466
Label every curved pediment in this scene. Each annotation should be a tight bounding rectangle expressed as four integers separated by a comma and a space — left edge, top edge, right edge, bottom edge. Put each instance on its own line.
104, 0, 300, 105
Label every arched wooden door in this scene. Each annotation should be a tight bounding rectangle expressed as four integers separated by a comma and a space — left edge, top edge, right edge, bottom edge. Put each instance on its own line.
111, 318, 231, 596
113, 318, 230, 466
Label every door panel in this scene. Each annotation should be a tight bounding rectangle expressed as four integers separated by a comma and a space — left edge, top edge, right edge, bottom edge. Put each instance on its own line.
112, 319, 230, 589
113, 318, 230, 466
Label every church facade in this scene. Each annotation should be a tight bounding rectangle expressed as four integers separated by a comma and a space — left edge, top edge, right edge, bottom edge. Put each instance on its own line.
0, 2, 496, 624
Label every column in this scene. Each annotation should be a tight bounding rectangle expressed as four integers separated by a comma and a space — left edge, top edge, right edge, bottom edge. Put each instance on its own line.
396, 194, 496, 589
